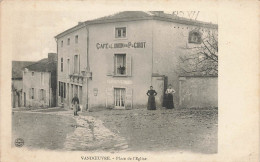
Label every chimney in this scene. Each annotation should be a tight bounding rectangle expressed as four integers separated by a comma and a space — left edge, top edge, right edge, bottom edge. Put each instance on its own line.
48, 53, 57, 62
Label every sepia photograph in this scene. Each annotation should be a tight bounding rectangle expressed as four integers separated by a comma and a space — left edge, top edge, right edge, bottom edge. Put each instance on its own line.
1, 1, 259, 162
11, 10, 218, 153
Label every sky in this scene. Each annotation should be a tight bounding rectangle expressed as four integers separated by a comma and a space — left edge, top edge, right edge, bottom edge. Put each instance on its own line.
6, 2, 217, 61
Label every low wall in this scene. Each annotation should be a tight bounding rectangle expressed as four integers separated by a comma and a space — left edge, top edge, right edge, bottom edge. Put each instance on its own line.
179, 76, 218, 108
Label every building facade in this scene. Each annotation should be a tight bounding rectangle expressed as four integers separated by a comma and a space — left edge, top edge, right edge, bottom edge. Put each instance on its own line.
23, 53, 57, 107
55, 11, 218, 110
12, 61, 36, 108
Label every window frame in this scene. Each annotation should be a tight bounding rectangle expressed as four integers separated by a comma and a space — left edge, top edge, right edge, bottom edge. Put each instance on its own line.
188, 30, 202, 44
114, 54, 127, 76
67, 38, 70, 45
31, 88, 34, 99
75, 35, 78, 44
74, 55, 79, 74
114, 87, 126, 109
61, 58, 63, 72
115, 27, 127, 38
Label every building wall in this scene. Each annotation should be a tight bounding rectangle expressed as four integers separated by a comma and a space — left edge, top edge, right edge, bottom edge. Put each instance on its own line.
179, 76, 218, 108
57, 26, 87, 108
152, 20, 218, 106
57, 18, 218, 110
23, 70, 51, 107
12, 79, 23, 107
87, 20, 153, 109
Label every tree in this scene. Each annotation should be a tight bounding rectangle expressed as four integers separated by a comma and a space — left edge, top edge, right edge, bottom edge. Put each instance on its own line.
179, 30, 218, 76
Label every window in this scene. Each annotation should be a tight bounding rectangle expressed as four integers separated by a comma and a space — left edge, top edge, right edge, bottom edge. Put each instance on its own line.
60, 82, 63, 97
74, 55, 79, 73
64, 82, 66, 98
115, 54, 126, 75
41, 72, 44, 85
61, 58, 63, 72
67, 38, 70, 45
115, 27, 126, 38
67, 59, 70, 74
59, 82, 66, 98
75, 35, 78, 44
188, 31, 202, 44
114, 88, 125, 108
32, 72, 34, 76
31, 88, 34, 99
59, 82, 61, 96
61, 40, 63, 47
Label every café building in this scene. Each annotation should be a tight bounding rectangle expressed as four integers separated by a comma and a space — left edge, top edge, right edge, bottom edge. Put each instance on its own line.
55, 11, 217, 110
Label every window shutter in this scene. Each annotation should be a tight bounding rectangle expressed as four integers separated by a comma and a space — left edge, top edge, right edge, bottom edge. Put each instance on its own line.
113, 55, 116, 76
64, 83, 66, 98
125, 88, 133, 109
126, 55, 132, 76
106, 54, 115, 76
106, 87, 114, 109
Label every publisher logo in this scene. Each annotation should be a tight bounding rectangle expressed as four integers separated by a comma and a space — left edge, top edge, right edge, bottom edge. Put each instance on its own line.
15, 138, 24, 147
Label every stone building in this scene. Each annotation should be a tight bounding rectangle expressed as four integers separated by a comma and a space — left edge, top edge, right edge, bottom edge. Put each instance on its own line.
23, 53, 57, 107
55, 11, 218, 110
12, 61, 36, 108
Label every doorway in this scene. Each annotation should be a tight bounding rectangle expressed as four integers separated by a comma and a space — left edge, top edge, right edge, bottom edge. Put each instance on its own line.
152, 75, 167, 107
114, 88, 125, 109
24, 92, 26, 107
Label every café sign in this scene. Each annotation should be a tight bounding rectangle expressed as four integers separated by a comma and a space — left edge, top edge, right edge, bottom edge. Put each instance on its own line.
96, 42, 146, 50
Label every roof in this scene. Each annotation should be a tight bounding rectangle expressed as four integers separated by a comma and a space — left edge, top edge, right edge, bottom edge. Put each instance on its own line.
12, 61, 36, 79
55, 11, 218, 39
24, 57, 57, 72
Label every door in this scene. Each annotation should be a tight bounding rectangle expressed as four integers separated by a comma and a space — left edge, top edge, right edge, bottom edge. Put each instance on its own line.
24, 92, 26, 107
152, 76, 165, 107
114, 88, 126, 109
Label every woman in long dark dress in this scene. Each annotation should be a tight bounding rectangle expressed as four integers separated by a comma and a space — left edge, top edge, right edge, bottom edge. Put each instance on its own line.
147, 86, 157, 110
165, 84, 175, 109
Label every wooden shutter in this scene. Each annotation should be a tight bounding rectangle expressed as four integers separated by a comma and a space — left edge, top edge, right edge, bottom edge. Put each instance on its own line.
106, 87, 114, 109
64, 83, 66, 98
126, 55, 132, 76
125, 87, 133, 109
106, 54, 115, 76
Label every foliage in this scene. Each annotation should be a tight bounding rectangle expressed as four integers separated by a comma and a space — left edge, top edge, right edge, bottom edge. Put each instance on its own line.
179, 31, 218, 76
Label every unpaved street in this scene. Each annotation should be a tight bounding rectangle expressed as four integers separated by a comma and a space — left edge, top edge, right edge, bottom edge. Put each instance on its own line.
12, 109, 129, 152
86, 107, 218, 153
12, 107, 217, 153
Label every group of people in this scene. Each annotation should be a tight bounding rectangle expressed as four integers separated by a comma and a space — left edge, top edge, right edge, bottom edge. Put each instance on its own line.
146, 84, 175, 110
71, 84, 175, 115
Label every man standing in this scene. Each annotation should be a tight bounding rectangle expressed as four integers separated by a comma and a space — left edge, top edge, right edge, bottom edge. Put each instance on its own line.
71, 94, 79, 116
